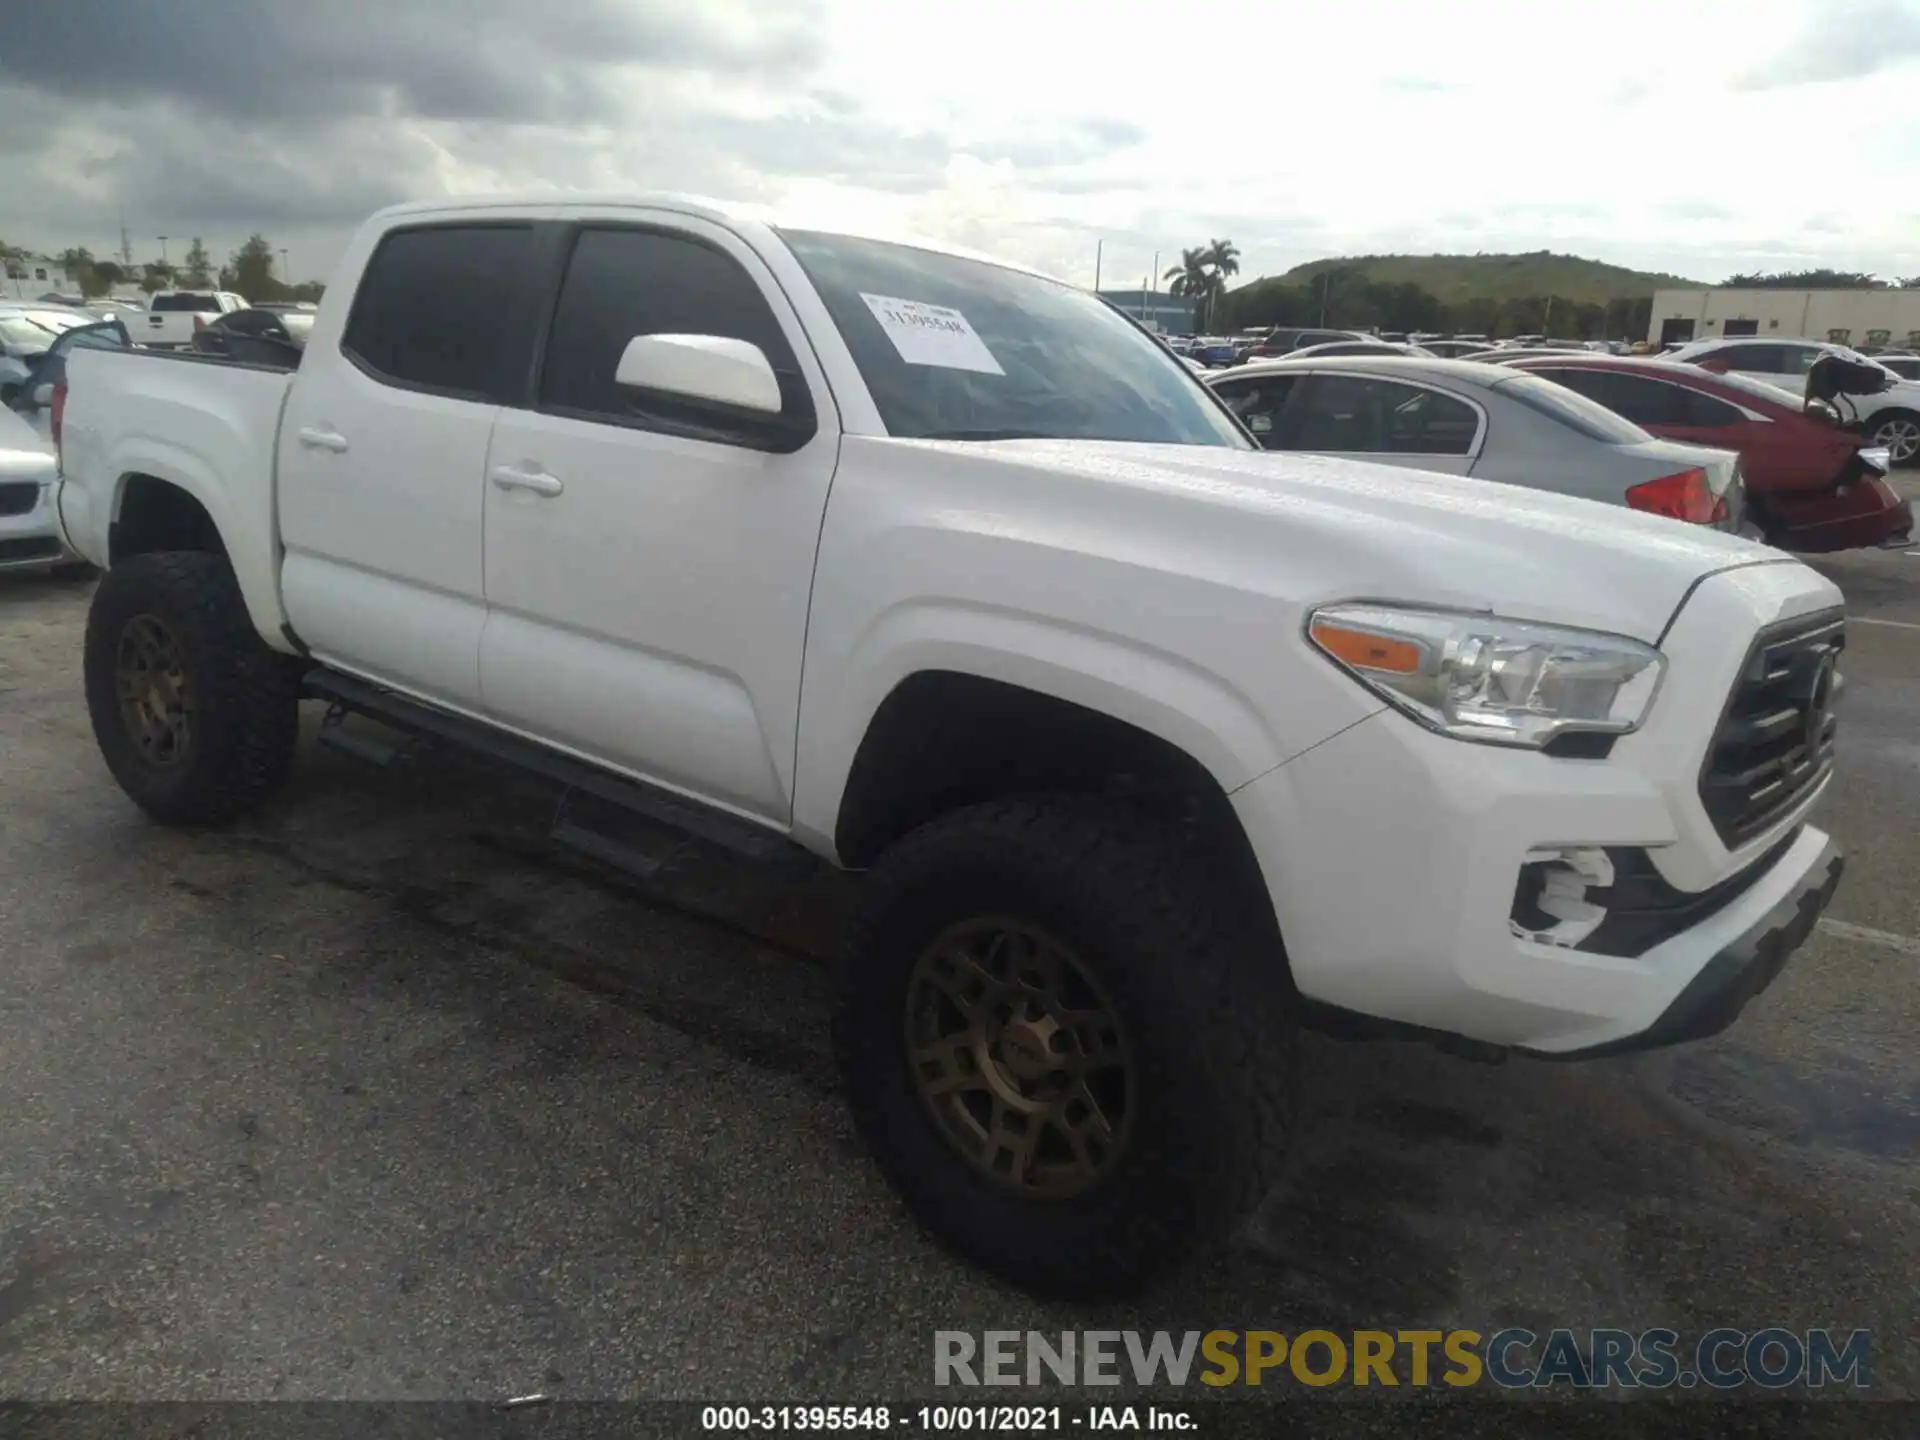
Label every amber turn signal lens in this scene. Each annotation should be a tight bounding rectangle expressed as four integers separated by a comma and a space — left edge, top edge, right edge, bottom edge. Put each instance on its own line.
1309, 620, 1423, 674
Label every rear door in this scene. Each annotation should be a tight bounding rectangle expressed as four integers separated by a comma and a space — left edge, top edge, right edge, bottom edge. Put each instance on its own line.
276, 217, 548, 710
1265, 371, 1484, 474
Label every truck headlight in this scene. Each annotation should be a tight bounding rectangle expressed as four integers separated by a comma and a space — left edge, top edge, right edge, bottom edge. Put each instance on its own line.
1306, 603, 1665, 749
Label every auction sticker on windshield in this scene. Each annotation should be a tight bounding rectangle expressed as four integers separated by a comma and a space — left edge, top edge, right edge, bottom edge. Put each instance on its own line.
860, 294, 1005, 376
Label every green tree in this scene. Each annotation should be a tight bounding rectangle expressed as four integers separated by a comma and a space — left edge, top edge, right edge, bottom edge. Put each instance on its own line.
140, 260, 176, 294
290, 280, 327, 303
224, 233, 288, 301
181, 238, 214, 288
1724, 269, 1885, 289
1164, 247, 1213, 325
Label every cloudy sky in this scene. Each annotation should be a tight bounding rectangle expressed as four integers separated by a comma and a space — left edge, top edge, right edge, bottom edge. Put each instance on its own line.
3, 0, 1918, 291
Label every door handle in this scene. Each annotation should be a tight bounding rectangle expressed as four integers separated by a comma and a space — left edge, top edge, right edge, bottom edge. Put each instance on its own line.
296, 426, 349, 454
490, 464, 564, 497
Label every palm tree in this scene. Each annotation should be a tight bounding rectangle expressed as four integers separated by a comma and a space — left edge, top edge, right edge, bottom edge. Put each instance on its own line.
1164, 247, 1214, 332
1200, 239, 1240, 330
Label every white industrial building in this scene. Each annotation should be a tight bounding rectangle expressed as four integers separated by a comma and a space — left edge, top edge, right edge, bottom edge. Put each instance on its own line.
1649, 288, 1920, 350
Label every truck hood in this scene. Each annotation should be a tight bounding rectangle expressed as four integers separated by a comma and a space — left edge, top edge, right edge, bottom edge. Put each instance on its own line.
936, 438, 1797, 644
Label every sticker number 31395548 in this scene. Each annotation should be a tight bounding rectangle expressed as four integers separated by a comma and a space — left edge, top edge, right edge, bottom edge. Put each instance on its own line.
859, 293, 1005, 376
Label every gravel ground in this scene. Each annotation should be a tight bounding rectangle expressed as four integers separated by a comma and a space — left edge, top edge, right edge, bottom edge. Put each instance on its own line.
1, 515, 1915, 1410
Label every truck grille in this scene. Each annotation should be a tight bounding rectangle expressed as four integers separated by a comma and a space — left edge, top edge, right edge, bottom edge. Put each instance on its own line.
1699, 611, 1844, 848
0, 482, 40, 517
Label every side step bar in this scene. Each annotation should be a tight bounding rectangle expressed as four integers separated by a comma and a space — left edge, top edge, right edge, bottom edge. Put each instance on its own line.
302, 668, 819, 879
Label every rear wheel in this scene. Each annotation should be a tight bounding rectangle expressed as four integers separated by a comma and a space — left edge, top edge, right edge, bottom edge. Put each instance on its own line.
84, 552, 300, 824
834, 797, 1298, 1299
1869, 409, 1920, 468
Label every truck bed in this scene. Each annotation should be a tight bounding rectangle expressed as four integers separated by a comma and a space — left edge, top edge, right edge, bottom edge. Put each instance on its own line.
60, 345, 299, 643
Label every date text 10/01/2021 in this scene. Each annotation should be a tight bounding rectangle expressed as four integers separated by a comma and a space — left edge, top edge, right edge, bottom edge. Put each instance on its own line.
701, 1407, 1192, 1431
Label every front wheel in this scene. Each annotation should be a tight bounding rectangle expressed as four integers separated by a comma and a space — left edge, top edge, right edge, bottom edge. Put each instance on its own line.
834, 798, 1299, 1299
1869, 409, 1920, 468
84, 552, 300, 825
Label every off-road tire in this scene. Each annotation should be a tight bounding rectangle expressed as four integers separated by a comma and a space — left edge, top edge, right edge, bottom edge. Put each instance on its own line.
834, 797, 1299, 1299
84, 552, 300, 825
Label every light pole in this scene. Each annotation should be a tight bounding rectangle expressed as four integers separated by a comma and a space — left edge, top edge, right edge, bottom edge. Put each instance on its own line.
157, 236, 169, 264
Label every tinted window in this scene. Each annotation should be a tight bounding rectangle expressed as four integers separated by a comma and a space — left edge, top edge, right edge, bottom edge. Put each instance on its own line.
779, 229, 1247, 447
1211, 374, 1298, 444
538, 227, 810, 436
1528, 366, 1612, 404
1282, 375, 1479, 455
1882, 357, 1920, 380
218, 310, 278, 336
1711, 344, 1786, 373
343, 224, 539, 402
1493, 372, 1650, 445
1782, 345, 1823, 375
152, 293, 220, 312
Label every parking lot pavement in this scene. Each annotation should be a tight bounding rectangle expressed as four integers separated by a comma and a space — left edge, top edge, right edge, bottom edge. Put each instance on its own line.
2, 532, 1917, 1402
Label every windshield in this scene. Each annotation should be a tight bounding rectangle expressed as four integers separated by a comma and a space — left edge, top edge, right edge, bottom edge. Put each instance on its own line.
1492, 371, 1652, 445
778, 229, 1249, 447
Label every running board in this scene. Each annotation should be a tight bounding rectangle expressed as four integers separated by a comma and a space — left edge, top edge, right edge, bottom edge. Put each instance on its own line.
302, 669, 819, 878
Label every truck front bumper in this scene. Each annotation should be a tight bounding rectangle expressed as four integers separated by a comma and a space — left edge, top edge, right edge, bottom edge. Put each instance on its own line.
1229, 561, 1848, 1057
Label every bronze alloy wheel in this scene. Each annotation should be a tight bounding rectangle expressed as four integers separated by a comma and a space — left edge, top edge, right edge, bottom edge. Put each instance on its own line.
903, 916, 1135, 1198
115, 614, 193, 766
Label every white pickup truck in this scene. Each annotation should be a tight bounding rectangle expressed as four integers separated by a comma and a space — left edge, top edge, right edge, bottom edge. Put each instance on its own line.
139, 289, 249, 350
56, 195, 1848, 1298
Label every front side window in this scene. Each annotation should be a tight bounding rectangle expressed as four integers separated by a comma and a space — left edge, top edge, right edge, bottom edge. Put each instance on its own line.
779, 229, 1247, 447
1282, 374, 1479, 455
538, 227, 810, 440
341, 224, 539, 402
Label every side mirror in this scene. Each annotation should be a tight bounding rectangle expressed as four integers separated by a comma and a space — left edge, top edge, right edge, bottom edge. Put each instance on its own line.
615, 334, 782, 414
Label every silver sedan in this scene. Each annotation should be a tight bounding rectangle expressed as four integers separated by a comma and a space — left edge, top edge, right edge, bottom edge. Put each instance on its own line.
1206, 356, 1751, 532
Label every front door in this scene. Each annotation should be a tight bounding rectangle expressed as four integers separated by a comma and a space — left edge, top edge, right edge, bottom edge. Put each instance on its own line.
276, 219, 547, 710
478, 216, 839, 823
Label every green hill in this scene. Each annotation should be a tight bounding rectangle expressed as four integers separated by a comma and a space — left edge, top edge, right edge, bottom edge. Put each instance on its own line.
1269, 251, 1698, 306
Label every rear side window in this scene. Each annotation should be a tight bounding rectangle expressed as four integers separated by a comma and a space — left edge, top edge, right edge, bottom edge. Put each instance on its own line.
1494, 372, 1650, 445
1211, 374, 1298, 443
537, 226, 811, 438
342, 224, 539, 402
152, 293, 217, 312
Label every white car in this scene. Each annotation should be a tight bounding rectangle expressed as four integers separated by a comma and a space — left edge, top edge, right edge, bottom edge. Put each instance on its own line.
0, 305, 95, 391
1666, 337, 1920, 466
57, 192, 1846, 1299
0, 402, 84, 575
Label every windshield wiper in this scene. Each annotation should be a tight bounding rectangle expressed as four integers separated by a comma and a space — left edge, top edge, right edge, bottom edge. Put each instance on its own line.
913, 427, 1054, 442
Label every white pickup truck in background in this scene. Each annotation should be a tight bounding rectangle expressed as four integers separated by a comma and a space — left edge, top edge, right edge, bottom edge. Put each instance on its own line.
139, 289, 248, 350
55, 195, 1849, 1299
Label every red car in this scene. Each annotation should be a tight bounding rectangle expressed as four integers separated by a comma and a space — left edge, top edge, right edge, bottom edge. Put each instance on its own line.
1499, 354, 1912, 552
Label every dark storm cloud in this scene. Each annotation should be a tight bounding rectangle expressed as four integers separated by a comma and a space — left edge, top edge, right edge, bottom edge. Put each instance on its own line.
1735, 0, 1920, 89
0, 0, 822, 124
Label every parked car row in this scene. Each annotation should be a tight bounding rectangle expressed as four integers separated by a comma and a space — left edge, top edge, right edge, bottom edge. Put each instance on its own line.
1199, 342, 1912, 552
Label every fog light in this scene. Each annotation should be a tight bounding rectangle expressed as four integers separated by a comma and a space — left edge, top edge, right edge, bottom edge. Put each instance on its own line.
1511, 847, 1614, 948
